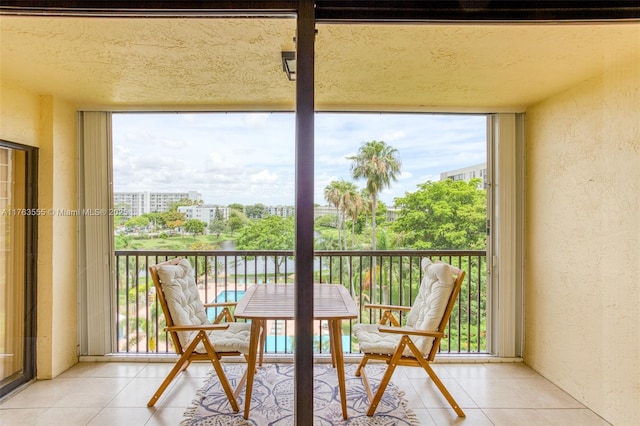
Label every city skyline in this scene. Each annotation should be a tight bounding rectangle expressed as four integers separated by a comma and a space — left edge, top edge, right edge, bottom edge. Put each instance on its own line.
113, 112, 486, 206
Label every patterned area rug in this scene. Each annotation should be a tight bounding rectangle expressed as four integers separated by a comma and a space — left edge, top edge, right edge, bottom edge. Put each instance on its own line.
181, 363, 419, 425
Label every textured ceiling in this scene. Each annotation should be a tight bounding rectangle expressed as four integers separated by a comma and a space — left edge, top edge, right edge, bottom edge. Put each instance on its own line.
1, 16, 639, 111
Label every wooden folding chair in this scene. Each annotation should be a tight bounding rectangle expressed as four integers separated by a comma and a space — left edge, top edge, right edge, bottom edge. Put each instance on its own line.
147, 257, 254, 411
353, 258, 466, 417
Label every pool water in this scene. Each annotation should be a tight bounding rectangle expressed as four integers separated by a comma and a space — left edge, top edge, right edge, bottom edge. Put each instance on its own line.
206, 290, 290, 352
215, 290, 246, 303
207, 290, 245, 322
206, 289, 351, 353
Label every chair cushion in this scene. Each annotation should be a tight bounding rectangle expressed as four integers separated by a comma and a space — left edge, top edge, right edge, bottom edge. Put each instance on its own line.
157, 258, 251, 354
353, 323, 404, 354
203, 322, 251, 354
354, 258, 455, 357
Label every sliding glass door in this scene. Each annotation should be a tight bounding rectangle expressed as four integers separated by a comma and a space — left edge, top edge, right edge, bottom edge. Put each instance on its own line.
0, 141, 37, 398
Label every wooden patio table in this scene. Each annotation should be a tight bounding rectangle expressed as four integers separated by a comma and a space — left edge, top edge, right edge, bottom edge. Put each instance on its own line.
234, 282, 358, 420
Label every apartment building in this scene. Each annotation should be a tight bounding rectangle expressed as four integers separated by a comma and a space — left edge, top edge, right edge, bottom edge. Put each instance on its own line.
440, 163, 487, 189
178, 204, 333, 224
114, 191, 202, 218
178, 204, 229, 222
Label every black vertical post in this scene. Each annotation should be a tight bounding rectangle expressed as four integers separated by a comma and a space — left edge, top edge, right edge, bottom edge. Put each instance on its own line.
294, 0, 315, 424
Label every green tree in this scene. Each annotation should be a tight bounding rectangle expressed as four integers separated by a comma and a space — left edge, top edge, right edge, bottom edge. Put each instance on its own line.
214, 207, 225, 221
209, 217, 227, 237
160, 210, 186, 232
228, 209, 249, 232
124, 215, 150, 231
228, 203, 244, 212
236, 215, 294, 251
245, 203, 267, 219
342, 183, 365, 249
115, 234, 132, 249
235, 215, 295, 273
348, 140, 400, 303
315, 214, 337, 228
113, 202, 130, 228
144, 212, 162, 230
184, 219, 206, 237
393, 178, 486, 249
348, 140, 401, 251
351, 188, 372, 237
167, 198, 200, 212
324, 180, 351, 249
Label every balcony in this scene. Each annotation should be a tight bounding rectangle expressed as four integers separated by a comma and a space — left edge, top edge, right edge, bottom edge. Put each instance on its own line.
115, 249, 488, 357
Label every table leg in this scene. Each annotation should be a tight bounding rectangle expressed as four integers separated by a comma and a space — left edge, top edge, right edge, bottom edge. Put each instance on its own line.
330, 319, 348, 419
328, 323, 336, 368
244, 319, 262, 420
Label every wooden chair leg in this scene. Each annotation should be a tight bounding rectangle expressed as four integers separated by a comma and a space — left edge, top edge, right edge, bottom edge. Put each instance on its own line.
200, 331, 241, 412
147, 355, 189, 407
234, 356, 251, 400
179, 359, 191, 373
354, 354, 370, 377
365, 342, 405, 416
404, 337, 465, 418
421, 359, 465, 417
147, 330, 204, 407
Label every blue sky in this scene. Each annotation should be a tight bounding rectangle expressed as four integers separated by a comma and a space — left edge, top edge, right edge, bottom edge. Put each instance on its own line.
112, 112, 486, 206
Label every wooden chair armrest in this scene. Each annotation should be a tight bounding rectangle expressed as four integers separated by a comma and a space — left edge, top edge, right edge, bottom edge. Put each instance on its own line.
167, 324, 230, 332
377, 326, 445, 338
363, 303, 411, 312
204, 302, 237, 308
203, 304, 236, 324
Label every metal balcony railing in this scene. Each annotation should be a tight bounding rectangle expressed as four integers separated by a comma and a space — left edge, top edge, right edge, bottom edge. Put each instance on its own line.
115, 250, 488, 356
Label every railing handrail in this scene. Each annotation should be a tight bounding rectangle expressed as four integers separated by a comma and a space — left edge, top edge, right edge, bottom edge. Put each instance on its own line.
115, 249, 488, 355
116, 249, 486, 256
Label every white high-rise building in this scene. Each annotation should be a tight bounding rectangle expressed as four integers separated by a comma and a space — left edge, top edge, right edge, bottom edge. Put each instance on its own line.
440, 163, 487, 189
178, 204, 230, 223
114, 191, 202, 218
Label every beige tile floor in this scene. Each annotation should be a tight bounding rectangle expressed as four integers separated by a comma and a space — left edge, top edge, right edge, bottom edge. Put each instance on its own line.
0, 361, 610, 426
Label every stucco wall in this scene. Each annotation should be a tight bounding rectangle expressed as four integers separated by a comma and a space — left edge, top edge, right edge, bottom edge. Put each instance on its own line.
525, 60, 640, 425
0, 83, 78, 379
44, 96, 79, 377
0, 82, 40, 146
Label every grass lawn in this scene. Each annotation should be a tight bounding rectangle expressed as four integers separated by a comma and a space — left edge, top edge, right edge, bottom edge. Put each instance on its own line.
119, 233, 226, 250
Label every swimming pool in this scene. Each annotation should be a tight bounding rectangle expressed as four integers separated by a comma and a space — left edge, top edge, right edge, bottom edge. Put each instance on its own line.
214, 290, 245, 303
206, 290, 350, 353
207, 291, 291, 352
207, 290, 245, 322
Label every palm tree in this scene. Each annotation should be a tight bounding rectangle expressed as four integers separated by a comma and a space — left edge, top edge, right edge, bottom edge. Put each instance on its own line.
348, 140, 401, 303
343, 185, 365, 249
324, 180, 356, 250
324, 180, 343, 247
348, 140, 401, 250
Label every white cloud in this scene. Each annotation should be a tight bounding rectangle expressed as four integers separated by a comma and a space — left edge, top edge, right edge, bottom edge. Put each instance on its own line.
161, 138, 187, 150
204, 152, 245, 173
380, 129, 407, 142
316, 154, 351, 167
112, 112, 486, 206
244, 113, 271, 127
250, 169, 279, 184
398, 170, 413, 180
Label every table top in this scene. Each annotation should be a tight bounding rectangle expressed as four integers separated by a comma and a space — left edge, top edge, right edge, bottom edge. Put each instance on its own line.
234, 283, 358, 320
